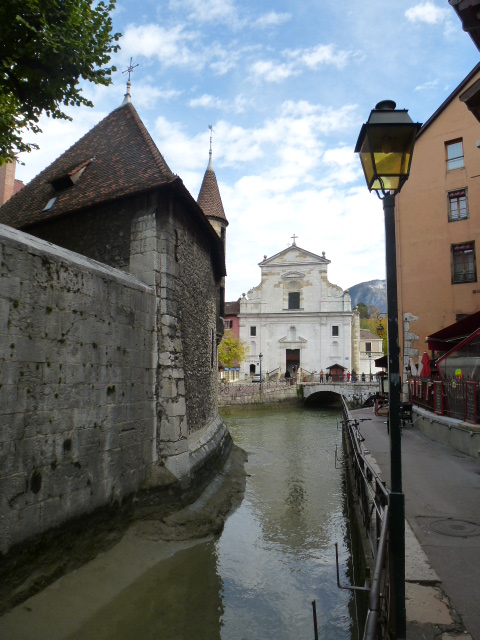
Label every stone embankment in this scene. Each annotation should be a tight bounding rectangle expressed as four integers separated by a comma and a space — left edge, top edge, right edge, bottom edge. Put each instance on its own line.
218, 382, 299, 406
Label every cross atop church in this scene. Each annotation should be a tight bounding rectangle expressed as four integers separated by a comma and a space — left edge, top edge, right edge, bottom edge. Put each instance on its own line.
291, 234, 298, 246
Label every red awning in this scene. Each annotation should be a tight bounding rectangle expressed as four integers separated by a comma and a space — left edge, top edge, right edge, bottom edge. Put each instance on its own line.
426, 311, 480, 352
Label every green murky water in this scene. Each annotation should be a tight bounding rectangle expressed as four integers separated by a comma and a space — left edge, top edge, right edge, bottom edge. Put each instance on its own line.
2, 404, 362, 640
70, 404, 360, 640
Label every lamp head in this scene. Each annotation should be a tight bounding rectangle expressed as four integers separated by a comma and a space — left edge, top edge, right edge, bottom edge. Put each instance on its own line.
355, 101, 422, 197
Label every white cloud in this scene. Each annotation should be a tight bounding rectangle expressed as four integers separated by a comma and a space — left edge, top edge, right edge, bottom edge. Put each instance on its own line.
254, 12, 291, 28
251, 60, 297, 83
122, 23, 202, 69
405, 2, 449, 25
169, 0, 239, 25
251, 43, 356, 83
287, 43, 352, 71
188, 94, 251, 113
414, 79, 439, 92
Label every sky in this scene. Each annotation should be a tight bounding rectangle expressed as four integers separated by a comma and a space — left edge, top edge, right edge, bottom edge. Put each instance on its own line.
14, 0, 480, 301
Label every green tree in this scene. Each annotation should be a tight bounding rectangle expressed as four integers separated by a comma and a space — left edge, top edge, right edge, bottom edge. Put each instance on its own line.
359, 305, 387, 355
356, 302, 369, 319
0, 0, 121, 163
218, 332, 249, 369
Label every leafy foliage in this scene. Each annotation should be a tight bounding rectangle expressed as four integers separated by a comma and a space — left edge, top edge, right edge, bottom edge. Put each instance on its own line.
218, 332, 249, 369
0, 0, 121, 163
359, 304, 387, 354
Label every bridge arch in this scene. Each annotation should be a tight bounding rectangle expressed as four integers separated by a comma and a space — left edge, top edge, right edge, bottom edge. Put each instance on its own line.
301, 382, 379, 409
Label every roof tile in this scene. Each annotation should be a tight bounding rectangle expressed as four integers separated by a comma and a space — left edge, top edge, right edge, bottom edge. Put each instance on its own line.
0, 102, 175, 228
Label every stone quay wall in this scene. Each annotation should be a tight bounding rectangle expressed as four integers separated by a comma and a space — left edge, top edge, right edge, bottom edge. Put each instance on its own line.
0, 225, 156, 555
218, 383, 299, 406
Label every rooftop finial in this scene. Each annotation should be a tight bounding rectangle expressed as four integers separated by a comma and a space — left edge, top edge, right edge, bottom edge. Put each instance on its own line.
208, 124, 214, 169
291, 233, 298, 246
122, 57, 139, 105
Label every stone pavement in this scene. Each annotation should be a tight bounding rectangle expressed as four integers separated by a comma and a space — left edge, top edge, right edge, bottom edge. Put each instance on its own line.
351, 407, 480, 640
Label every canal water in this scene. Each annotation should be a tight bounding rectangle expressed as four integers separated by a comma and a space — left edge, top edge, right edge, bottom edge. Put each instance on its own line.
1, 404, 364, 640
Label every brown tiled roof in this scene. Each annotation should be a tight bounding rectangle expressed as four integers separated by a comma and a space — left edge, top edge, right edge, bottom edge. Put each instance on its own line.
197, 159, 228, 224
360, 330, 379, 340
225, 299, 240, 315
0, 102, 175, 228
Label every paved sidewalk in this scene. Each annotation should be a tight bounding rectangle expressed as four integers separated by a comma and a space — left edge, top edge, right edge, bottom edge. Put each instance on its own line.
351, 407, 480, 640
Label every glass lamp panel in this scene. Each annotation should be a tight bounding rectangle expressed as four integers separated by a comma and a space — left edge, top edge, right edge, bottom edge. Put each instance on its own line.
359, 143, 375, 187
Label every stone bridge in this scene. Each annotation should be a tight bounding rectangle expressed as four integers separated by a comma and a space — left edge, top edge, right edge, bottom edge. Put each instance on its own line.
301, 382, 379, 407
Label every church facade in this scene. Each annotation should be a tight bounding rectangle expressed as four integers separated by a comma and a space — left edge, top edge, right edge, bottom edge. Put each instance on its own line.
239, 242, 353, 379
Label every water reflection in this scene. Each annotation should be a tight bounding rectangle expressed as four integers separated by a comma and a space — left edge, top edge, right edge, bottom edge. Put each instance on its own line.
217, 404, 356, 640
31, 404, 358, 640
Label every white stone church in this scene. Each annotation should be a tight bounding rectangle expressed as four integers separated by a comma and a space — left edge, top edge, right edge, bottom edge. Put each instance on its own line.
239, 240, 359, 379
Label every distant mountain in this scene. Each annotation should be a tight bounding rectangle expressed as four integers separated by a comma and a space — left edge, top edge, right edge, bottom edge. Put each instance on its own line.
347, 279, 387, 312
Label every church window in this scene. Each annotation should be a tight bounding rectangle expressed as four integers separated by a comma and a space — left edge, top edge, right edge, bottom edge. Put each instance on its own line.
288, 291, 300, 309
332, 325, 339, 337
365, 342, 372, 352
250, 326, 256, 337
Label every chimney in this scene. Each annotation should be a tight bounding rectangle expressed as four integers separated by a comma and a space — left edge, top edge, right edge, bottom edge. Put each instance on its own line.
0, 162, 16, 205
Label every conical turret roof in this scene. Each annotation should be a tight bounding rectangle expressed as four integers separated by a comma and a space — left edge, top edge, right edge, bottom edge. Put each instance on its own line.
197, 148, 228, 225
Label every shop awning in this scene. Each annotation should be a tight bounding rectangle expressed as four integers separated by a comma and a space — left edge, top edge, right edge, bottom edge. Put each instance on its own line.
426, 311, 480, 352
375, 355, 388, 368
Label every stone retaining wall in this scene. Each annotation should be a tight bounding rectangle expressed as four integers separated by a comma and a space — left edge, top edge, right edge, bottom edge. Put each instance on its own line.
0, 225, 156, 554
413, 406, 480, 460
218, 385, 299, 406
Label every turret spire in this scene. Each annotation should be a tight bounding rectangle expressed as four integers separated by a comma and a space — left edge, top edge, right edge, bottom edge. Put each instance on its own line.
208, 124, 214, 169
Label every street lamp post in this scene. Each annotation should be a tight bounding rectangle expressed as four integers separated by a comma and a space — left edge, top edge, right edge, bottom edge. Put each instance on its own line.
259, 353, 263, 394
355, 100, 421, 639
368, 352, 372, 381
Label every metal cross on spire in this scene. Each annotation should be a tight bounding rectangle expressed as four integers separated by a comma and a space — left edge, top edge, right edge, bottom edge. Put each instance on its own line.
121, 57, 139, 105
291, 234, 298, 246
123, 57, 139, 82
208, 124, 214, 168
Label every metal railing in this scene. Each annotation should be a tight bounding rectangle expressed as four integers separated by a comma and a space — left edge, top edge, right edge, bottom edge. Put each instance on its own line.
341, 398, 392, 640
408, 376, 480, 423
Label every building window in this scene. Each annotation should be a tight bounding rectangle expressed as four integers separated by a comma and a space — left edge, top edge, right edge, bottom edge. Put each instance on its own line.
446, 140, 464, 170
451, 242, 476, 283
365, 342, 372, 352
225, 319, 232, 329
332, 325, 339, 337
288, 291, 300, 309
448, 189, 468, 221
250, 326, 256, 337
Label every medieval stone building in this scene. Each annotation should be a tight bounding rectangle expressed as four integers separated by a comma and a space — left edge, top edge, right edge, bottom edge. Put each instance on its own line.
0, 92, 229, 553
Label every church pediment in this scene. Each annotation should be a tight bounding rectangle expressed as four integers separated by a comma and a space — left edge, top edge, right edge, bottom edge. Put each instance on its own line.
278, 335, 307, 344
260, 244, 330, 266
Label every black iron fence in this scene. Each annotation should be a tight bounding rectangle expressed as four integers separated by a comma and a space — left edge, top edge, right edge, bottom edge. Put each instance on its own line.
407, 376, 480, 423
341, 398, 392, 640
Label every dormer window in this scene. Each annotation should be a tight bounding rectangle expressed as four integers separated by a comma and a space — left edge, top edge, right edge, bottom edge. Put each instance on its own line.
49, 159, 93, 192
